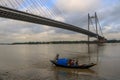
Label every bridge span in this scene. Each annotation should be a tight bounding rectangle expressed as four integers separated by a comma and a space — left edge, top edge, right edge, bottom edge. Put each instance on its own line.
0, 6, 104, 39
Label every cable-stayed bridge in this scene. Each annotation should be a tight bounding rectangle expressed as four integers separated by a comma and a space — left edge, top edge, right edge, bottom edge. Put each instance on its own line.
0, 0, 106, 42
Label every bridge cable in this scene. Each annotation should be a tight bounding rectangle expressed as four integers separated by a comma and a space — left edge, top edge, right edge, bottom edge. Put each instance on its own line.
36, 0, 56, 18
35, 0, 55, 18
39, 0, 57, 18
8, 0, 16, 9
1, 0, 20, 10
1, 0, 13, 8
90, 18, 97, 33
29, 0, 48, 17
14, 0, 24, 9
22, 0, 36, 13
30, 0, 45, 15
51, 1, 65, 19
28, 0, 43, 15
22, 0, 38, 14
0, 0, 8, 7
0, 0, 65, 20
40, 0, 57, 17
31, 0, 51, 17
12, 0, 24, 9
43, 0, 61, 18
13, 0, 20, 9
96, 16, 104, 37
12, 0, 20, 9
41, 0, 59, 17
0, 1, 4, 6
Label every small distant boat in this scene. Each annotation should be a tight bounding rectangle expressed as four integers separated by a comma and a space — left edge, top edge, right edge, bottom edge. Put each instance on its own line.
50, 58, 96, 69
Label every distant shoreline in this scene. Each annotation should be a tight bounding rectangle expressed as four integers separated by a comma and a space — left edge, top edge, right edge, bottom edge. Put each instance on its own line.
0, 40, 120, 45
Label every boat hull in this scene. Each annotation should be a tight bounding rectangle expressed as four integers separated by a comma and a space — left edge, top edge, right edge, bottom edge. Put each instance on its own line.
50, 60, 96, 69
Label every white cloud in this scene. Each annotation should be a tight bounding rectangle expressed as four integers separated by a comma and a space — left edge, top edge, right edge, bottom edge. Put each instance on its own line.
43, 25, 52, 30
54, 16, 65, 22
103, 26, 112, 33
105, 33, 120, 40
56, 0, 101, 13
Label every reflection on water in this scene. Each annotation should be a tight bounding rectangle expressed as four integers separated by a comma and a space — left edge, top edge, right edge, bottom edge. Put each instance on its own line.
53, 68, 104, 80
0, 68, 104, 80
52, 66, 97, 76
0, 43, 120, 80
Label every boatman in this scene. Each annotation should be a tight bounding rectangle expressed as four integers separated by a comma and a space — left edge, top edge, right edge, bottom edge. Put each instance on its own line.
55, 54, 59, 61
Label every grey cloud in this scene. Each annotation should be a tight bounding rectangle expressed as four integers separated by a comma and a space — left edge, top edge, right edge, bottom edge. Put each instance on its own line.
98, 2, 120, 26
104, 25, 120, 34
0, 19, 48, 36
0, 0, 120, 42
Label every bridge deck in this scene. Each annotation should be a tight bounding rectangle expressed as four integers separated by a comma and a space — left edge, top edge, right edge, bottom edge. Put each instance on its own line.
0, 6, 103, 38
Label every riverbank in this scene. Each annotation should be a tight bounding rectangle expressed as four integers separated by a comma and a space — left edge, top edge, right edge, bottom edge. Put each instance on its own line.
1, 39, 120, 45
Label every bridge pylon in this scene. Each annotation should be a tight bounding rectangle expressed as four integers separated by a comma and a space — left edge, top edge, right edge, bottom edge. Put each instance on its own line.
88, 12, 106, 43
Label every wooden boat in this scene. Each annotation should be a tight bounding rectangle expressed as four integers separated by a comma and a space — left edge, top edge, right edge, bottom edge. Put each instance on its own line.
50, 60, 96, 69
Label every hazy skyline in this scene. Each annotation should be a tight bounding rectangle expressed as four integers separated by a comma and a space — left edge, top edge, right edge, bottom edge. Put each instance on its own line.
0, 0, 120, 43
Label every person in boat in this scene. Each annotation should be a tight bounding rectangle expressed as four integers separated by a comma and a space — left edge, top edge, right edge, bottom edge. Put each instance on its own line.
71, 59, 74, 66
68, 59, 75, 66
55, 54, 59, 61
68, 59, 71, 66
68, 59, 79, 66
75, 59, 78, 66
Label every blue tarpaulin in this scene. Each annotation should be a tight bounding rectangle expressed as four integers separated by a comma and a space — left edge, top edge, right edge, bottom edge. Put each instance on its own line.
57, 58, 68, 66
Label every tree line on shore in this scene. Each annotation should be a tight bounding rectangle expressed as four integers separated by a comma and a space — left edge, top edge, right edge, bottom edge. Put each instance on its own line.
11, 39, 120, 45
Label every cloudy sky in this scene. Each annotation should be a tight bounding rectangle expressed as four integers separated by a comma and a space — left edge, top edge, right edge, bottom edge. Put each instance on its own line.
0, 0, 120, 43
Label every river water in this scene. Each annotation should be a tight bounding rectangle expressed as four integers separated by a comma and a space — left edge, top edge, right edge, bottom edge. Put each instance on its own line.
0, 43, 120, 80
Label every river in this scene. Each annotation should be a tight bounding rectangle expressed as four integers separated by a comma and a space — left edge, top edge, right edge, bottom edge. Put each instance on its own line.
0, 43, 120, 80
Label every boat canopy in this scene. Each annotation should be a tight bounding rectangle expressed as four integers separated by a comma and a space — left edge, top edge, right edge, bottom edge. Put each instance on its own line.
57, 58, 68, 66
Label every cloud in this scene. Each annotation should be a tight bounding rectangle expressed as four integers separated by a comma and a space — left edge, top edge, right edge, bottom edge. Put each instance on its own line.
56, 0, 101, 13
98, 1, 120, 26
95, 1, 120, 39
0, 0, 120, 42
55, 0, 120, 40
103, 24, 120, 34
0, 0, 24, 8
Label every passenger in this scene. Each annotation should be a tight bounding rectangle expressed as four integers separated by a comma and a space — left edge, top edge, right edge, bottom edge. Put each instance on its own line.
75, 59, 78, 66
68, 59, 72, 66
71, 59, 74, 66
68, 59, 74, 66
68, 59, 78, 66
73, 59, 76, 66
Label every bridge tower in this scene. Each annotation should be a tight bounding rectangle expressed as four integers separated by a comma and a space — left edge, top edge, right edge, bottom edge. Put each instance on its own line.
88, 12, 106, 43
87, 12, 106, 63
